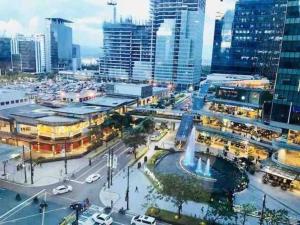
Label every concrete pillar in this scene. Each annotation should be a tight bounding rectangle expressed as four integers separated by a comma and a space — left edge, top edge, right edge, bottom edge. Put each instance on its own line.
52, 145, 55, 155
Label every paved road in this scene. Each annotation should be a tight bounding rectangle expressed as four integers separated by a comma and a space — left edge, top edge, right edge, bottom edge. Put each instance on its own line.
0, 141, 136, 224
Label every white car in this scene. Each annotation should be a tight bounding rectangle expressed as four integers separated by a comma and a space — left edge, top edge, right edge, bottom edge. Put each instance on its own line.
85, 174, 101, 183
52, 185, 72, 195
131, 215, 157, 225
92, 213, 113, 225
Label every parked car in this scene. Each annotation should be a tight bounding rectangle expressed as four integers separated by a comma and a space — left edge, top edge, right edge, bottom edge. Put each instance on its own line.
85, 174, 101, 183
92, 213, 113, 225
131, 215, 157, 225
52, 185, 72, 195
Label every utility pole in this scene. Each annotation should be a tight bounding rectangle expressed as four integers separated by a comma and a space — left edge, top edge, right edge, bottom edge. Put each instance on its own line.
126, 166, 130, 210
110, 148, 114, 186
30, 144, 34, 184
107, 148, 111, 189
259, 194, 267, 225
22, 146, 27, 183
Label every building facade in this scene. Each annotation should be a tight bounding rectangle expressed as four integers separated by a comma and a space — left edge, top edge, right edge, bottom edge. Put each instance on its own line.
11, 35, 37, 73
211, 10, 234, 74
0, 37, 11, 74
35, 34, 46, 74
151, 0, 206, 90
101, 18, 151, 81
72, 44, 81, 71
227, 0, 287, 80
45, 18, 73, 72
270, 0, 300, 173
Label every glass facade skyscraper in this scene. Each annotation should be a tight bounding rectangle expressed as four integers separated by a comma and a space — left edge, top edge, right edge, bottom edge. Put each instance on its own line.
11, 35, 36, 73
45, 18, 73, 72
211, 0, 287, 81
151, 0, 206, 90
272, 0, 300, 126
0, 37, 11, 73
211, 10, 234, 74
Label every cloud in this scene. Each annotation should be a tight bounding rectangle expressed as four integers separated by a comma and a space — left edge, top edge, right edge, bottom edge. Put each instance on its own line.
0, 19, 25, 36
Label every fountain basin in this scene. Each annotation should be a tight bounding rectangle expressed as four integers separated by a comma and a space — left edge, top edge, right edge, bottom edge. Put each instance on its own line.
154, 152, 247, 193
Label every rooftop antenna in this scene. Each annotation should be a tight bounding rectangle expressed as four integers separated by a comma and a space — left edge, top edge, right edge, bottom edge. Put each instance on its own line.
107, 0, 117, 24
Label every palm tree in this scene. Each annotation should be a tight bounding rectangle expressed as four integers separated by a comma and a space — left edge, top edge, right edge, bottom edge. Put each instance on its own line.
239, 204, 256, 225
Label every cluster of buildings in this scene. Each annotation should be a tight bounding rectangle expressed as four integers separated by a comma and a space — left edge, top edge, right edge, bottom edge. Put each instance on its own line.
190, 0, 300, 189
0, 18, 81, 74
101, 0, 206, 90
0, 83, 169, 159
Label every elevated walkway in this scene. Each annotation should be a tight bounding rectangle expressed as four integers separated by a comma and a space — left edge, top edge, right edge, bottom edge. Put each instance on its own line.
175, 114, 194, 142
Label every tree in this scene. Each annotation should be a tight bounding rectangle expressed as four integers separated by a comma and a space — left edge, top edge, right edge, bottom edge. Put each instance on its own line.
88, 124, 103, 146
263, 208, 290, 225
205, 199, 235, 224
141, 118, 155, 134
239, 203, 256, 225
123, 133, 147, 158
154, 175, 211, 218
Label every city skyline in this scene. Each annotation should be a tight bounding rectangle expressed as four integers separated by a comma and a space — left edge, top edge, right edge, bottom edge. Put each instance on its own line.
0, 0, 237, 63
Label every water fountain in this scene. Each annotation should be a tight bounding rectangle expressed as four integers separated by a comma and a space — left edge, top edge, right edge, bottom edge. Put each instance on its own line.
195, 157, 203, 174
204, 159, 211, 177
183, 127, 196, 167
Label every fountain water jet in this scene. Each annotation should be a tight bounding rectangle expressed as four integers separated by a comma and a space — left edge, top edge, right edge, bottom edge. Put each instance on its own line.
196, 158, 203, 174
204, 159, 211, 177
183, 127, 196, 167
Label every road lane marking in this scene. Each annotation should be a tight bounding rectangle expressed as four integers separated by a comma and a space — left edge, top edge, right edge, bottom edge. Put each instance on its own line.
0, 189, 46, 221
76, 147, 129, 181
0, 207, 68, 225
70, 179, 85, 184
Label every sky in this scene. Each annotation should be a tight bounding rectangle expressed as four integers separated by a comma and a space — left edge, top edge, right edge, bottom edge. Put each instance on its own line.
0, 0, 237, 63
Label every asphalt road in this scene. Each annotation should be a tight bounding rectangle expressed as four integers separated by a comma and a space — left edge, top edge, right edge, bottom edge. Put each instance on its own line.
0, 141, 137, 224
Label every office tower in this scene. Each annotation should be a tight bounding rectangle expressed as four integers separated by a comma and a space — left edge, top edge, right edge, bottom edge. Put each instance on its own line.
11, 35, 36, 73
45, 18, 73, 72
35, 34, 46, 74
0, 37, 11, 74
211, 10, 234, 74
101, 18, 151, 80
270, 0, 300, 173
72, 44, 81, 71
151, 0, 206, 90
228, 0, 287, 80
271, 0, 300, 126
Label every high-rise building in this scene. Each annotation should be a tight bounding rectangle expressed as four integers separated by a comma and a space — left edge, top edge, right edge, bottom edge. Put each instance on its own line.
72, 44, 81, 71
151, 0, 206, 90
45, 18, 73, 72
270, 0, 300, 174
35, 34, 46, 74
11, 35, 36, 73
101, 18, 151, 80
211, 10, 234, 74
0, 37, 11, 74
271, 1, 300, 126
227, 0, 287, 80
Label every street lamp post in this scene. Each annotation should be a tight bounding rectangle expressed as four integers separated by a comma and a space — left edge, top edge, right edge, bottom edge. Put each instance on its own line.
22, 145, 27, 183
259, 194, 266, 225
29, 144, 34, 184
107, 148, 111, 189
126, 165, 130, 210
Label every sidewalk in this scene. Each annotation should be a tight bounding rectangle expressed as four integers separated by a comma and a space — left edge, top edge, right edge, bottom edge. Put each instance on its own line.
99, 130, 300, 224
0, 139, 122, 187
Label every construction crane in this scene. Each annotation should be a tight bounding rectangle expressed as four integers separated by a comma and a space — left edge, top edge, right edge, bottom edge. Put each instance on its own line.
107, 0, 117, 24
